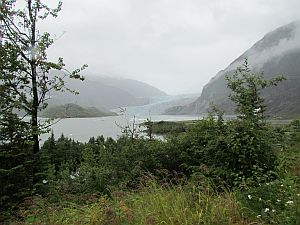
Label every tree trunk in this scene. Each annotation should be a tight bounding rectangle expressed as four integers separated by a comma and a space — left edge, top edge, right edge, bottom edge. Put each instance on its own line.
31, 64, 39, 154
29, 0, 39, 154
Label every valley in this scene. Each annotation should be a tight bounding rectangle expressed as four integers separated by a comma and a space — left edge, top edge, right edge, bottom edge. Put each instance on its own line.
2, 1, 300, 224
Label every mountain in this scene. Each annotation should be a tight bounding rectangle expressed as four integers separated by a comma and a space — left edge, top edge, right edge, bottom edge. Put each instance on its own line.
40, 103, 117, 118
89, 76, 167, 98
48, 75, 167, 110
166, 21, 300, 118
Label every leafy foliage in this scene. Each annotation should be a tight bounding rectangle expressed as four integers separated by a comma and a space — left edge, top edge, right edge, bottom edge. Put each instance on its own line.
150, 120, 188, 136
226, 59, 285, 122
222, 59, 284, 185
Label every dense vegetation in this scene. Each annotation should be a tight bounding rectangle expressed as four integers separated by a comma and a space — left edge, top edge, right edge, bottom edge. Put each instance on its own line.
3, 112, 300, 224
148, 120, 189, 136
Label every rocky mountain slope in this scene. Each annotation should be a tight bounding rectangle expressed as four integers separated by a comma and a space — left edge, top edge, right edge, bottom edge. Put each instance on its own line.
166, 21, 300, 118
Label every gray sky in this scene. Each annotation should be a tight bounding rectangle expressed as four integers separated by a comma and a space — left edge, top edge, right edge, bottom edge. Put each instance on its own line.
42, 0, 300, 94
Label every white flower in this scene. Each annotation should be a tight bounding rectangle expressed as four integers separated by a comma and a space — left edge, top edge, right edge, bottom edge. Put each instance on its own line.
254, 108, 261, 113
70, 174, 76, 180
42, 179, 48, 184
297, 194, 300, 197
264, 208, 270, 213
259, 197, 262, 201
286, 200, 294, 204
277, 199, 281, 202
281, 184, 284, 187
257, 215, 261, 218
272, 209, 276, 213
248, 194, 252, 199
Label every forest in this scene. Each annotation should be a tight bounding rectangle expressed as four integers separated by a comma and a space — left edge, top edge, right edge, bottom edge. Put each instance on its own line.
1, 1, 300, 224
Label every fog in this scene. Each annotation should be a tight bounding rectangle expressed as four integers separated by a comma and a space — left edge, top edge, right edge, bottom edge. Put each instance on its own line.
251, 21, 300, 67
223, 20, 300, 73
41, 0, 300, 94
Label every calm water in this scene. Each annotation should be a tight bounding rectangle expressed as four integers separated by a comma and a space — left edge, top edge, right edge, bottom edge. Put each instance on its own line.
40, 114, 201, 143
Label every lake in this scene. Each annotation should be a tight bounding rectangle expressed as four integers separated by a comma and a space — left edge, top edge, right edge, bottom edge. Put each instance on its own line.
40, 114, 201, 143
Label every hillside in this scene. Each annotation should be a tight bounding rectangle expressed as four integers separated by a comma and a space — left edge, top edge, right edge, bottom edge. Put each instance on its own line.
49, 76, 167, 110
166, 21, 300, 118
89, 76, 167, 98
40, 103, 117, 118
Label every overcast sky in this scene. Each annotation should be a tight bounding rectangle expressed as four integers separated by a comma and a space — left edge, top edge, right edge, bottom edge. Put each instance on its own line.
42, 0, 300, 94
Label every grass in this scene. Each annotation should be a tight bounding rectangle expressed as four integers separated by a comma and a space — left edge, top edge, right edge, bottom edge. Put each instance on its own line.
8, 178, 300, 224
9, 181, 260, 225
124, 182, 250, 225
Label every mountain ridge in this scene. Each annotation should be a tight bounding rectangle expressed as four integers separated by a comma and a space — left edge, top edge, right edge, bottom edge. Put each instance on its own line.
165, 21, 300, 118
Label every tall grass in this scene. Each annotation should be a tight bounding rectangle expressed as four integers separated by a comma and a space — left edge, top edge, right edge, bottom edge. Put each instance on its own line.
11, 180, 259, 225
123, 181, 251, 225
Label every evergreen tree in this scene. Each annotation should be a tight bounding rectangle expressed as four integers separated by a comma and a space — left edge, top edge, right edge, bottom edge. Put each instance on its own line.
0, 111, 33, 209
